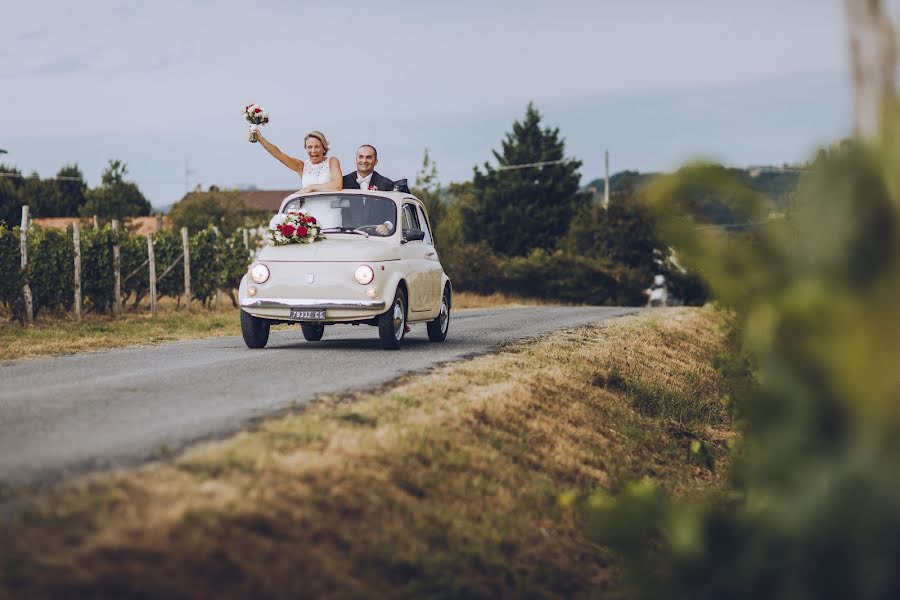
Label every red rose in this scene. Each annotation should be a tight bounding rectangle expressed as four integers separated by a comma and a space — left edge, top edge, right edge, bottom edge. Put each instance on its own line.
281, 224, 295, 237
297, 225, 308, 237
254, 107, 262, 113
276, 224, 283, 230
307, 215, 316, 224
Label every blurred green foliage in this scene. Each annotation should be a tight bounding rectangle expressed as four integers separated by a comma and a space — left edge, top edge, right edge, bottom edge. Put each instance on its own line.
587, 107, 900, 599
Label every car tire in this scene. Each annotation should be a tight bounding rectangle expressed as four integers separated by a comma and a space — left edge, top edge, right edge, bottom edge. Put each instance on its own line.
426, 287, 450, 342
241, 310, 270, 349
301, 323, 325, 341
378, 287, 406, 350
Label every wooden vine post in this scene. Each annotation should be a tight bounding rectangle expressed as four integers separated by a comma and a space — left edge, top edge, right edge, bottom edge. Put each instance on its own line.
20, 205, 33, 324
73, 220, 82, 320
111, 219, 122, 317
212, 225, 221, 309
182, 227, 191, 308
147, 234, 157, 316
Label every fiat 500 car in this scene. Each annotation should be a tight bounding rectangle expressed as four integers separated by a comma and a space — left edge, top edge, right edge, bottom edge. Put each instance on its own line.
239, 190, 452, 350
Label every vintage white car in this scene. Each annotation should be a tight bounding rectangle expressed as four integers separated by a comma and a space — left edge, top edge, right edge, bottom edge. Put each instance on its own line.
239, 190, 452, 350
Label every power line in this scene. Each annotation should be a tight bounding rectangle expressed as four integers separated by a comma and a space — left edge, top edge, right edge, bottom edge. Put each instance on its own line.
496, 159, 569, 171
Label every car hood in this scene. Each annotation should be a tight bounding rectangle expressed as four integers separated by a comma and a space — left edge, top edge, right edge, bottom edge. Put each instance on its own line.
256, 236, 400, 262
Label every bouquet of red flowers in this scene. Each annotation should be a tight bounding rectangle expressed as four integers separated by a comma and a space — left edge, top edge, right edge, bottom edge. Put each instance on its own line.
267, 210, 324, 246
243, 103, 269, 142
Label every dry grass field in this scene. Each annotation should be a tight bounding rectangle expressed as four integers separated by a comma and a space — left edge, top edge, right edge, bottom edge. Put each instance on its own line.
0, 307, 734, 599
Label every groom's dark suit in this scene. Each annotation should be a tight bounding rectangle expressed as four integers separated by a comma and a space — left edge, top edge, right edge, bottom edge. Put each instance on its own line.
342, 170, 395, 191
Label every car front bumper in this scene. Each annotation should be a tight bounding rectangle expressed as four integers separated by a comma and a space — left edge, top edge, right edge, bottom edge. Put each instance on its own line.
239, 297, 387, 322
240, 298, 386, 310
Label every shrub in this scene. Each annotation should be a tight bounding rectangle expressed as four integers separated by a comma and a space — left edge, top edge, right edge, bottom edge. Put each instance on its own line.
79, 226, 119, 313
220, 230, 253, 306
27, 225, 74, 317
0, 224, 23, 319
152, 229, 185, 301
440, 242, 500, 294
189, 227, 222, 306
498, 249, 626, 305
120, 232, 150, 308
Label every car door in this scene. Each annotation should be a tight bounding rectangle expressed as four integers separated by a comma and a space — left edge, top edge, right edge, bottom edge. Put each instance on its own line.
416, 204, 443, 311
399, 203, 429, 312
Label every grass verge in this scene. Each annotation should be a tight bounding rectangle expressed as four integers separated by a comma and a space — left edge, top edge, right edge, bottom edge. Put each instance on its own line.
0, 293, 557, 361
1, 307, 734, 598
0, 298, 242, 361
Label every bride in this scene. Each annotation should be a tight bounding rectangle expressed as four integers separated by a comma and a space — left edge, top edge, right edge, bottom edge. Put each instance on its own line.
254, 129, 343, 192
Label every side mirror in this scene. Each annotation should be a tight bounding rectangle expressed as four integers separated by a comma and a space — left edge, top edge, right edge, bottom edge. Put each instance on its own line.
402, 228, 426, 243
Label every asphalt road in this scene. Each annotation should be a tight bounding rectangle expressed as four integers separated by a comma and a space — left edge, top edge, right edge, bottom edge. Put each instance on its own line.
0, 306, 637, 487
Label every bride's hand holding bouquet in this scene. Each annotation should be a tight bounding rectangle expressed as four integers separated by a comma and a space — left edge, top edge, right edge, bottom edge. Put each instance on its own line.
243, 103, 269, 143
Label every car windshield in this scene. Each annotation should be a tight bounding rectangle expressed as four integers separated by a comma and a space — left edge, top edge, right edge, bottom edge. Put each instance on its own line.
282, 194, 397, 237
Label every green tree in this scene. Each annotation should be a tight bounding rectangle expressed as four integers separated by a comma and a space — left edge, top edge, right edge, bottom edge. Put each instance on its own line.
0, 164, 23, 225
20, 173, 57, 218
411, 148, 446, 241
168, 187, 267, 235
50, 165, 88, 216
463, 103, 587, 256
80, 160, 152, 219
564, 191, 658, 275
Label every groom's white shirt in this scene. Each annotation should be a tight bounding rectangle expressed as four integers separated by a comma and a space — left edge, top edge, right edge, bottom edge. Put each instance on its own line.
355, 173, 372, 190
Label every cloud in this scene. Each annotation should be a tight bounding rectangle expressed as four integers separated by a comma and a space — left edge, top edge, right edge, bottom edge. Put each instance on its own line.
0, 57, 92, 79
12, 25, 61, 43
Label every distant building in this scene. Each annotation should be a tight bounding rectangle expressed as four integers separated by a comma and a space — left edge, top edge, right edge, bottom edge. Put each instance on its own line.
177, 189, 297, 214
32, 216, 167, 235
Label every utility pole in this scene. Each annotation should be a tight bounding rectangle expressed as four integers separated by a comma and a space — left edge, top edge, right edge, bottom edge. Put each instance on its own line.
846, 0, 896, 139
603, 149, 610, 209
184, 159, 195, 194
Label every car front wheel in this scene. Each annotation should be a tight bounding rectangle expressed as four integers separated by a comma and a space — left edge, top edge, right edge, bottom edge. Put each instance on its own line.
378, 288, 407, 350
241, 310, 270, 349
301, 323, 325, 341
427, 288, 450, 342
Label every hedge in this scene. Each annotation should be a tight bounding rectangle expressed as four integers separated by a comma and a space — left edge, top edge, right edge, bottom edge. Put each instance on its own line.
0, 223, 256, 320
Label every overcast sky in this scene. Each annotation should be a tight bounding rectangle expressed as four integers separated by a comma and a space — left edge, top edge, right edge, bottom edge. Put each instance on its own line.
3, 0, 898, 208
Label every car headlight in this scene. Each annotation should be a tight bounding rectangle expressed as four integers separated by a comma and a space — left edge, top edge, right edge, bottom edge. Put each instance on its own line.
354, 265, 375, 285
250, 263, 270, 284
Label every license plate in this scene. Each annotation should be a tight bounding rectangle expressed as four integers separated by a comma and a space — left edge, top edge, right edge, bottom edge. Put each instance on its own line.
289, 308, 325, 320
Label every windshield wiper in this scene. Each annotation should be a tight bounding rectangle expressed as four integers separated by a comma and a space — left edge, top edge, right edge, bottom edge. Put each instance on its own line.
322, 227, 369, 238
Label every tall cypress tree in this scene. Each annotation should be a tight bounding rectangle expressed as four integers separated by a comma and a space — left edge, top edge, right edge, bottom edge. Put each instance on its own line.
463, 103, 586, 256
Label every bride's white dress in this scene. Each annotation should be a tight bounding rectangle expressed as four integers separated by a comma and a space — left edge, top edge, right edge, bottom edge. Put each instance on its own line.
301, 159, 331, 188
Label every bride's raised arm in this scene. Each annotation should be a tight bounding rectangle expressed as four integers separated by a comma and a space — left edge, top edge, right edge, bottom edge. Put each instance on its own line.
255, 131, 304, 174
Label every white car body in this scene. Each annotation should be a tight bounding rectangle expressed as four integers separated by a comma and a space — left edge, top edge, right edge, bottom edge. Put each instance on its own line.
238, 190, 451, 349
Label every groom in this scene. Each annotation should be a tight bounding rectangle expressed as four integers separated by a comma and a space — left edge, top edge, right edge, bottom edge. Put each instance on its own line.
342, 144, 395, 191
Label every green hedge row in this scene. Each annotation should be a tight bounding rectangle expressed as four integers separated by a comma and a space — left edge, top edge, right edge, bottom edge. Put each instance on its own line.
440, 242, 650, 305
0, 223, 256, 321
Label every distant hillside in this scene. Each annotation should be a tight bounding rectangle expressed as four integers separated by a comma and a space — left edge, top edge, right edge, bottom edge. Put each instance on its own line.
585, 166, 802, 212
